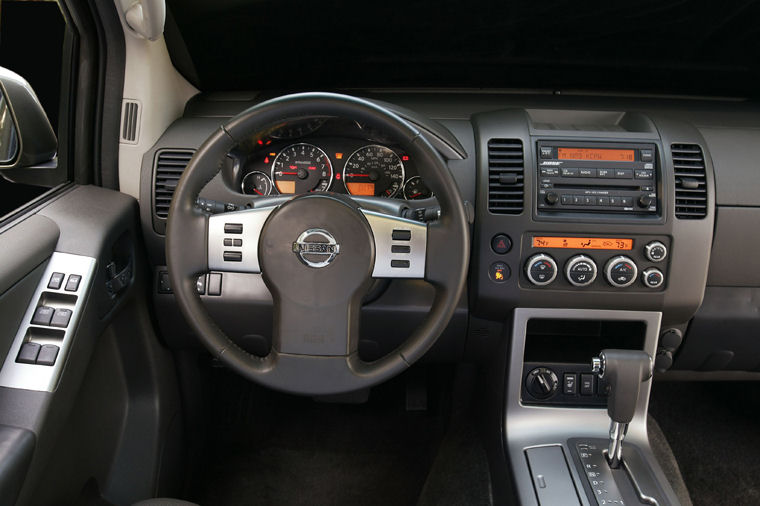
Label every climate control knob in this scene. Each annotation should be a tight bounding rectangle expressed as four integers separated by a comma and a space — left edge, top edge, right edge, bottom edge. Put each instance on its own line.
642, 267, 665, 288
525, 254, 558, 286
565, 255, 597, 287
605, 256, 638, 288
526, 367, 559, 399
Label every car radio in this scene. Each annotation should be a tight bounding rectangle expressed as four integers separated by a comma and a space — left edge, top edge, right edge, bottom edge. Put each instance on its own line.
536, 141, 658, 215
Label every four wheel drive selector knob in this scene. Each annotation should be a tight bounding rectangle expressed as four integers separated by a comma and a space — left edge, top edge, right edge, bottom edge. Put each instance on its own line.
565, 255, 597, 287
605, 256, 638, 288
525, 254, 558, 286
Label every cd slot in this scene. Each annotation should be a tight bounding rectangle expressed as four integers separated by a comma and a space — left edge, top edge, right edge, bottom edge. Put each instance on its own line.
552, 183, 639, 191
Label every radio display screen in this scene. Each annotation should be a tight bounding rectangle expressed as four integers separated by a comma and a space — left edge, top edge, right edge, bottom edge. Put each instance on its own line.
532, 236, 633, 250
557, 148, 635, 162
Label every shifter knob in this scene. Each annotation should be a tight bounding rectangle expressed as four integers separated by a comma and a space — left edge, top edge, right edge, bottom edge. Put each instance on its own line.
593, 349, 652, 424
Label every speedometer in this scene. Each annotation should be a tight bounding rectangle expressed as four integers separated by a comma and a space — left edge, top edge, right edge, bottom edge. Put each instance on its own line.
271, 143, 333, 194
342, 145, 405, 197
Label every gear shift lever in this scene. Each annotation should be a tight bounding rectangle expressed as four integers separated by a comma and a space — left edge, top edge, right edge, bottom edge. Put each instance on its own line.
591, 349, 652, 468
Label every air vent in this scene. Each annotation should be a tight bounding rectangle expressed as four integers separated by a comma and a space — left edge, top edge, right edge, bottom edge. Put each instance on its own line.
487, 139, 524, 214
153, 150, 194, 219
120, 99, 140, 144
671, 144, 707, 219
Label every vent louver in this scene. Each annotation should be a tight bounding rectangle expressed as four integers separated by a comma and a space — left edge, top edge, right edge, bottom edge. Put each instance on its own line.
487, 139, 524, 214
671, 144, 707, 219
120, 100, 140, 143
153, 150, 194, 219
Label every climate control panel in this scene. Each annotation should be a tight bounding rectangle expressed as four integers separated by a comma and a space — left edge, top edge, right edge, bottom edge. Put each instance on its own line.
519, 234, 670, 291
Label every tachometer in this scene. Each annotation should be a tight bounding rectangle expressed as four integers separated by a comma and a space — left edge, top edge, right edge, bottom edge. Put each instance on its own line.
271, 143, 333, 194
342, 145, 405, 197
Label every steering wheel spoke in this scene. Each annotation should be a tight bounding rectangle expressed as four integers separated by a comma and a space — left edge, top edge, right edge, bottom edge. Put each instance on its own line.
208, 207, 275, 273
361, 210, 427, 279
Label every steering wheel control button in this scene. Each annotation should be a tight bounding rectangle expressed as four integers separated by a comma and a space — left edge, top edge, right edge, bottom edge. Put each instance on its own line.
293, 228, 341, 268
525, 254, 557, 286
65, 274, 82, 292
50, 309, 73, 328
16, 342, 41, 364
644, 241, 668, 262
48, 272, 65, 289
391, 260, 410, 268
642, 268, 665, 289
491, 234, 512, 254
391, 245, 411, 254
526, 367, 559, 399
391, 229, 412, 241
605, 256, 638, 288
223, 251, 242, 262
489, 262, 510, 283
32, 306, 55, 326
565, 255, 597, 287
223, 238, 233, 247
563, 373, 577, 395
36, 344, 60, 366
224, 223, 243, 234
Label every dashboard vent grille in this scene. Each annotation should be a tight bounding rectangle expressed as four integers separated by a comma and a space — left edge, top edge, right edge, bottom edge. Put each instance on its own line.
487, 139, 524, 214
120, 99, 140, 143
672, 144, 707, 219
153, 149, 194, 219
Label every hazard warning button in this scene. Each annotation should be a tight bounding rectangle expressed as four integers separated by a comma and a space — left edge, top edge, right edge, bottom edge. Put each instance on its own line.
491, 234, 512, 254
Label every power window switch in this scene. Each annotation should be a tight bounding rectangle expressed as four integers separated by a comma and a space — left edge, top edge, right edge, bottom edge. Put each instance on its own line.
36, 344, 59, 366
580, 373, 595, 395
50, 308, 73, 328
48, 272, 65, 289
16, 342, 41, 364
65, 274, 82, 292
32, 306, 55, 326
563, 373, 577, 395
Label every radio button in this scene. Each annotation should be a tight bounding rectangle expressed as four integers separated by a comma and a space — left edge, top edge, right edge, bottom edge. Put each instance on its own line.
526, 254, 558, 286
597, 168, 614, 178
582, 196, 595, 206
642, 268, 665, 288
579, 168, 596, 177
605, 256, 638, 288
615, 169, 633, 179
572, 196, 583, 205
644, 241, 668, 262
561, 195, 573, 205
635, 170, 654, 179
561, 168, 579, 177
540, 146, 553, 159
641, 149, 654, 162
609, 196, 620, 206
540, 167, 559, 177
597, 196, 610, 206
566, 255, 598, 287
621, 196, 634, 207
644, 163, 654, 170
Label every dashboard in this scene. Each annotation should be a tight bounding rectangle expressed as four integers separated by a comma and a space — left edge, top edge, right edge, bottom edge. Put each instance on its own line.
228, 118, 432, 200
138, 90, 760, 374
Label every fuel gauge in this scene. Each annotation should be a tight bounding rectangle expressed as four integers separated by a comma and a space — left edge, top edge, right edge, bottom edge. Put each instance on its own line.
403, 176, 433, 200
241, 171, 274, 196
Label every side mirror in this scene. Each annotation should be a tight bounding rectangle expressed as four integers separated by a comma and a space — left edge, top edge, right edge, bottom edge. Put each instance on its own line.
0, 67, 57, 171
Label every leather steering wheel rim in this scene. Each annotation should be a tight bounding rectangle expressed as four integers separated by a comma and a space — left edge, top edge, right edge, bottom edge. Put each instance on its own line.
166, 92, 469, 395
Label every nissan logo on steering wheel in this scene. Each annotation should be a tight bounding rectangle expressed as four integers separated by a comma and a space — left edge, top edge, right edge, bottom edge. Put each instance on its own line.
292, 228, 340, 268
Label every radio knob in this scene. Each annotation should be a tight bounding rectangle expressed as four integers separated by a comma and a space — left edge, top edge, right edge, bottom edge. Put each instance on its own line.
545, 192, 559, 205
644, 241, 668, 262
638, 194, 654, 208
525, 254, 558, 286
565, 255, 598, 287
605, 256, 638, 288
642, 267, 665, 288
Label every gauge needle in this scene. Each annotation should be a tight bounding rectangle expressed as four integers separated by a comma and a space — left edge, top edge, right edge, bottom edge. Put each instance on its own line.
279, 172, 298, 175
346, 173, 370, 177
254, 189, 263, 195
410, 192, 422, 198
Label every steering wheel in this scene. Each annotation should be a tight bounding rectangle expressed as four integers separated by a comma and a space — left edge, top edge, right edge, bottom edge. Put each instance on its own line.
166, 93, 469, 395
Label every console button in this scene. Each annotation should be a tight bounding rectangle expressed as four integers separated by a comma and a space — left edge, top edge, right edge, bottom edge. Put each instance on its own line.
614, 169, 633, 179
597, 168, 614, 178
641, 149, 654, 162
582, 196, 595, 206
580, 374, 595, 395
48, 272, 65, 289
605, 256, 638, 288
635, 169, 654, 179
644, 241, 668, 262
16, 342, 41, 364
572, 196, 583, 205
579, 168, 596, 177
36, 344, 59, 366
609, 196, 620, 206
65, 274, 82, 292
491, 234, 512, 254
525, 254, 558, 286
565, 255, 597, 287
32, 306, 55, 326
561, 168, 579, 177
597, 196, 610, 206
540, 146, 553, 159
540, 167, 559, 177
561, 195, 572, 205
620, 196, 633, 207
50, 308, 73, 328
642, 268, 665, 288
489, 262, 510, 283
563, 373, 577, 395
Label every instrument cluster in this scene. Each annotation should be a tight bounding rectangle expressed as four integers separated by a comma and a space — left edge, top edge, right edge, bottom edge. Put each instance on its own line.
233, 119, 433, 201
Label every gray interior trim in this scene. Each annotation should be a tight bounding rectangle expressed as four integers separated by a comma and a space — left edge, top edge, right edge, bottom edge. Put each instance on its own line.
0, 215, 59, 295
